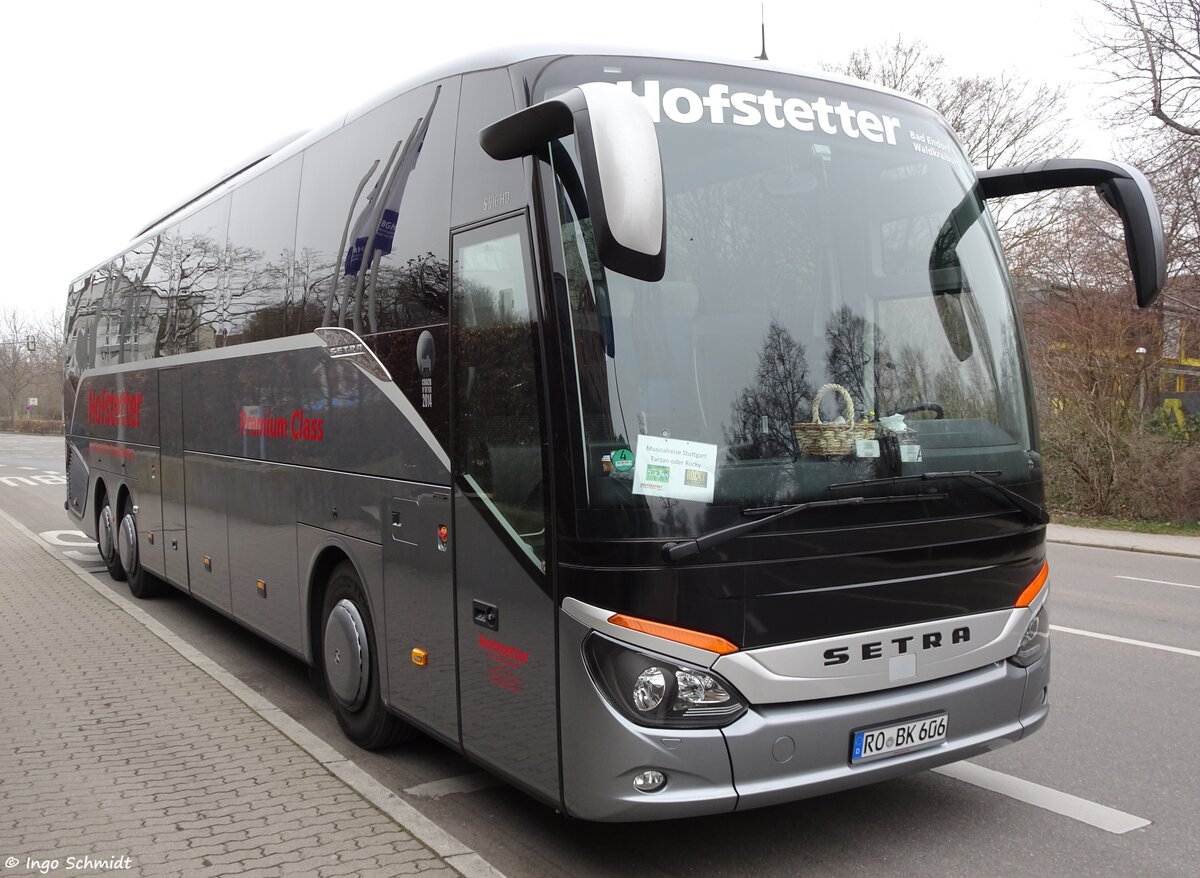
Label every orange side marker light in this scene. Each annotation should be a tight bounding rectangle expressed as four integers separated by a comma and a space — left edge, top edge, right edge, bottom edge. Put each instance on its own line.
1015, 561, 1049, 608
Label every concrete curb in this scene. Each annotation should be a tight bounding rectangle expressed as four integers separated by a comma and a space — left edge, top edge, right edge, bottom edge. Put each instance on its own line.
1046, 524, 1200, 560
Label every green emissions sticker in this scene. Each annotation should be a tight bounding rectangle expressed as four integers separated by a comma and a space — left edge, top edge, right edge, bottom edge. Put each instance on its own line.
610, 448, 634, 472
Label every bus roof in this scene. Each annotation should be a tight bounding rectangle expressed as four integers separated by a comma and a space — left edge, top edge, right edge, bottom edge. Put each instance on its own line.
76, 44, 931, 285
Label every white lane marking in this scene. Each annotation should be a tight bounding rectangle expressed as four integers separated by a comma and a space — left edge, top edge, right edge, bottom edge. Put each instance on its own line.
65, 550, 103, 562
2, 507, 507, 878
1115, 575, 1200, 591
934, 762, 1151, 834
38, 530, 94, 547
404, 773, 503, 799
18, 466, 36, 470
0, 476, 37, 487
1051, 624, 1200, 659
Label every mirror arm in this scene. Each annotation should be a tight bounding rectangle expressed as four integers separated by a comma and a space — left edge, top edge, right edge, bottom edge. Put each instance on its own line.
976, 158, 1134, 198
976, 158, 1166, 308
480, 91, 586, 162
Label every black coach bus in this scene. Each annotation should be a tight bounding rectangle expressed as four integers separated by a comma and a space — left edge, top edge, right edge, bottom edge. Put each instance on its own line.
64, 47, 1164, 820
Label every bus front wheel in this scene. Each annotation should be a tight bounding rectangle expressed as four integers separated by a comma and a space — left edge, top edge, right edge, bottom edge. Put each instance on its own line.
319, 561, 412, 750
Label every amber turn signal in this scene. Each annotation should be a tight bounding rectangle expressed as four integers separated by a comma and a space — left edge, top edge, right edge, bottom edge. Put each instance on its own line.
607, 613, 739, 655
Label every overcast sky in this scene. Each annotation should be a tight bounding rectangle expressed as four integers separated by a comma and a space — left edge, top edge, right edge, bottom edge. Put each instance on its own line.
0, 0, 1121, 321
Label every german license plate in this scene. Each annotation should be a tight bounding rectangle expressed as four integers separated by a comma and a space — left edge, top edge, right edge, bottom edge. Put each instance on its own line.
851, 713, 947, 764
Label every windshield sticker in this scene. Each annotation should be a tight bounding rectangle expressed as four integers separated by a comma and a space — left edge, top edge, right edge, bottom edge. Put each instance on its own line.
900, 444, 923, 463
618, 80, 903, 145
610, 448, 635, 472
632, 435, 718, 503
855, 439, 881, 459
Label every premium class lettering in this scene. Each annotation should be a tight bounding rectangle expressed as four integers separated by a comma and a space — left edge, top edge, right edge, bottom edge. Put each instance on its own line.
239, 409, 324, 442
87, 389, 143, 427
619, 80, 904, 145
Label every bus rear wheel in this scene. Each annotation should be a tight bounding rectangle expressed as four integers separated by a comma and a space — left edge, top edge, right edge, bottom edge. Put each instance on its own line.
319, 561, 412, 750
118, 500, 162, 599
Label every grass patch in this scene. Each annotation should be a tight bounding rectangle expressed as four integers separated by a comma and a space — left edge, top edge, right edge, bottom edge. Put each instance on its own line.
1054, 515, 1200, 537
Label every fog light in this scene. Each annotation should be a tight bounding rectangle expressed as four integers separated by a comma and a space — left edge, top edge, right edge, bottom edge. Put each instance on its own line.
633, 668, 667, 711
633, 770, 666, 793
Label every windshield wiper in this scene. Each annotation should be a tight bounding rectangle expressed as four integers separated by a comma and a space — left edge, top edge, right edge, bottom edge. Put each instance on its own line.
830, 470, 1050, 527
660, 493, 944, 563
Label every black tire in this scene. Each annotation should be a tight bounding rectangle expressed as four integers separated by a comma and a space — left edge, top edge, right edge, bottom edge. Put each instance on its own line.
120, 499, 163, 599
97, 490, 127, 582
319, 561, 412, 750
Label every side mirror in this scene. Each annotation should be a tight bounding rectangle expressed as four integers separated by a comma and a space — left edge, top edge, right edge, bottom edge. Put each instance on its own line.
976, 159, 1166, 308
480, 82, 666, 282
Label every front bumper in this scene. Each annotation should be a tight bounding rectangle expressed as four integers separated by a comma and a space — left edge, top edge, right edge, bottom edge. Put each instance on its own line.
559, 612, 1050, 821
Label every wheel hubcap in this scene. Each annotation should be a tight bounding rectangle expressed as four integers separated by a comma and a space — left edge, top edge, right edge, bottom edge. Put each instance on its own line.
118, 513, 138, 575
324, 599, 369, 710
98, 504, 115, 562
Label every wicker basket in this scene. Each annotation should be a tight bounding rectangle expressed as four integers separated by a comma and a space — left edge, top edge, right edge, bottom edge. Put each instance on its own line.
793, 383, 875, 456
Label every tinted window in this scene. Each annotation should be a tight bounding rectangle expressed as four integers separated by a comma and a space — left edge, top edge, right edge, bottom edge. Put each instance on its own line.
224, 155, 303, 344
295, 79, 457, 336
148, 198, 230, 357
295, 77, 459, 448
453, 217, 548, 565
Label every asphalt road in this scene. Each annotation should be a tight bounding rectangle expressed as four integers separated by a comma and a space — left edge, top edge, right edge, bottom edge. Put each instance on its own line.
2, 432, 1197, 877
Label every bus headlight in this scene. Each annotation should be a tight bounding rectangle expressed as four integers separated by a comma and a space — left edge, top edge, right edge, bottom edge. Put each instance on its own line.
633, 667, 667, 711
584, 633, 748, 728
1010, 607, 1049, 668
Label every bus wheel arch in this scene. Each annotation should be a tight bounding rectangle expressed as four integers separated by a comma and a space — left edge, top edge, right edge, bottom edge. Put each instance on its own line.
306, 545, 351, 673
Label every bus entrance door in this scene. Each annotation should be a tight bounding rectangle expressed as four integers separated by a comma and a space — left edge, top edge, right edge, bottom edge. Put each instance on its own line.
450, 216, 560, 802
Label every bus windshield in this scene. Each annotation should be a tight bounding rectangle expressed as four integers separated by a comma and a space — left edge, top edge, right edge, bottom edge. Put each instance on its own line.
541, 59, 1035, 514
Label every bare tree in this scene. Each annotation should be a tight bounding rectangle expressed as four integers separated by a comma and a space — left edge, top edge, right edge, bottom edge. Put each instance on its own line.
0, 309, 60, 422
725, 320, 814, 457
829, 39, 1076, 166
826, 38, 1078, 246
839, 37, 947, 104
1089, 0, 1200, 136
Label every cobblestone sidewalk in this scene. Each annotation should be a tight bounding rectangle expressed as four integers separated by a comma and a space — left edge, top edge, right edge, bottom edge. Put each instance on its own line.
0, 512, 465, 878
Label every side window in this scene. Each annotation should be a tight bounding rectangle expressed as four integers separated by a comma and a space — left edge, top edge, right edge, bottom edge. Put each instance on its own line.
294, 79, 456, 337
224, 155, 303, 344
295, 78, 458, 449
64, 273, 104, 414
151, 198, 230, 356
453, 217, 548, 565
